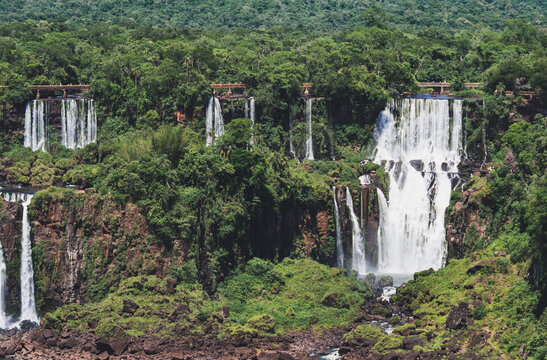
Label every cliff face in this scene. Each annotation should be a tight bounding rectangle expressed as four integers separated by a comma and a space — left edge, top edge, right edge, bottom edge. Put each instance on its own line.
0, 189, 339, 314
0, 200, 23, 316
28, 191, 181, 312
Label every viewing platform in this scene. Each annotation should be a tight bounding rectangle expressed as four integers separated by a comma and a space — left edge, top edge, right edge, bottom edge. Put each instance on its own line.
0, 84, 90, 98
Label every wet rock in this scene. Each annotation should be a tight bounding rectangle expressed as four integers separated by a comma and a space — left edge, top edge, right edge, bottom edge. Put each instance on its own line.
446, 302, 472, 329
377, 275, 393, 287
122, 298, 139, 315
59, 338, 79, 349
19, 319, 40, 332
46, 336, 58, 347
402, 336, 423, 350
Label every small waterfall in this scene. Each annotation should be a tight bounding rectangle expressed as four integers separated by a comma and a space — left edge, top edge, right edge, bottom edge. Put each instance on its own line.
0, 233, 7, 328
20, 194, 38, 323
206, 97, 214, 146
1, 193, 39, 325
24, 100, 49, 152
373, 98, 463, 274
249, 97, 256, 145
214, 97, 224, 139
61, 99, 97, 149
289, 106, 296, 158
205, 97, 225, 146
328, 106, 335, 161
346, 187, 366, 274
304, 98, 314, 160
332, 187, 344, 269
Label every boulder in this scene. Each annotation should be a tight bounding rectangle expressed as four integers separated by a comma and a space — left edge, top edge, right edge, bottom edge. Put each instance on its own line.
446, 302, 472, 330
377, 275, 393, 287
402, 336, 423, 350
122, 298, 139, 315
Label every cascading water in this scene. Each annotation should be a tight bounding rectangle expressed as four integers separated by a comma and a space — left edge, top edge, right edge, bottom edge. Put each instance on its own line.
0, 232, 7, 328
332, 187, 344, 269
304, 98, 314, 160
20, 194, 38, 323
206, 97, 214, 146
1, 192, 39, 325
205, 97, 225, 146
214, 97, 224, 140
373, 98, 463, 274
61, 99, 97, 149
250, 97, 255, 126
24, 100, 49, 152
289, 105, 296, 158
346, 187, 366, 274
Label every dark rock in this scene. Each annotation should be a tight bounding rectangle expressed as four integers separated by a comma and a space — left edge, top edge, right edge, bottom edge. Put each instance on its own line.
257, 353, 294, 360
338, 346, 352, 355
385, 351, 400, 360
220, 306, 230, 318
446, 302, 472, 329
403, 336, 423, 350
19, 319, 40, 332
410, 160, 424, 172
467, 259, 496, 275
109, 337, 131, 356
46, 337, 58, 347
377, 275, 393, 287
42, 329, 56, 339
122, 298, 139, 315
166, 277, 176, 294
59, 338, 79, 349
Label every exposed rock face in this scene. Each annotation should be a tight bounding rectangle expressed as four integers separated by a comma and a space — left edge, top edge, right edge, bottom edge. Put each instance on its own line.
0, 200, 22, 315
446, 302, 472, 330
28, 192, 181, 311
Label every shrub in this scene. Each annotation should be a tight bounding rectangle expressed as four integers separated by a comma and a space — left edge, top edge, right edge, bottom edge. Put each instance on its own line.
247, 314, 275, 333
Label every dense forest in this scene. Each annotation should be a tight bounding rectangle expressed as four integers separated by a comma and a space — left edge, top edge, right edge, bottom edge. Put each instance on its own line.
0, 1, 544, 359
0, 0, 544, 31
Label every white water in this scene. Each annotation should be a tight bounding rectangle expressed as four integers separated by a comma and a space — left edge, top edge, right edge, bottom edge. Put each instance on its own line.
289, 105, 296, 158
373, 98, 462, 274
250, 97, 255, 126
205, 97, 225, 146
0, 229, 7, 328
24, 100, 48, 152
20, 194, 38, 323
61, 99, 97, 149
206, 97, 214, 146
346, 187, 366, 274
332, 187, 344, 269
1, 193, 39, 326
304, 98, 314, 160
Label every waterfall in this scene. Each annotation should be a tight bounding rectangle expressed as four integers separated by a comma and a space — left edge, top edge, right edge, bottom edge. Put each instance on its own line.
373, 98, 463, 274
61, 99, 97, 149
250, 97, 255, 126
332, 187, 344, 269
304, 98, 314, 160
289, 106, 296, 158
214, 97, 224, 140
1, 193, 39, 325
24, 100, 49, 152
0, 232, 7, 328
205, 97, 224, 146
206, 97, 214, 146
346, 187, 366, 274
20, 194, 38, 323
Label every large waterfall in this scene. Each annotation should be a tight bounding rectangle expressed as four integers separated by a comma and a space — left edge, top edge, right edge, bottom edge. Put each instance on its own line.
205, 97, 224, 146
24, 100, 49, 152
373, 98, 462, 274
346, 187, 366, 274
0, 192, 39, 327
332, 187, 344, 269
304, 98, 314, 160
61, 99, 97, 149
